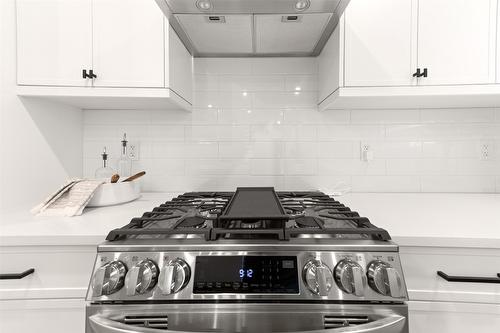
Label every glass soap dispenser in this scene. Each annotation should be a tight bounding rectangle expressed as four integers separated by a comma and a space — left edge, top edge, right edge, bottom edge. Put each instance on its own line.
117, 133, 132, 177
95, 147, 115, 180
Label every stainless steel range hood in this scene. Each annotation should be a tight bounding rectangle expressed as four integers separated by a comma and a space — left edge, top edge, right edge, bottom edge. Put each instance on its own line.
154, 0, 350, 57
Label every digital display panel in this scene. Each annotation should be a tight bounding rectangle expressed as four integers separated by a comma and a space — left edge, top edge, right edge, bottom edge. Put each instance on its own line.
193, 256, 299, 294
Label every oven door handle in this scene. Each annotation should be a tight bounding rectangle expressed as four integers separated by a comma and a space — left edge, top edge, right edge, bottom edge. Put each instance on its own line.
89, 314, 405, 333
89, 315, 168, 333
320, 315, 405, 333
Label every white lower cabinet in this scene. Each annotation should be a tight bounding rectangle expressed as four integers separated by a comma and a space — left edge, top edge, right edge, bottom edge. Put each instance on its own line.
0, 246, 96, 299
0, 298, 86, 333
409, 301, 500, 333
402, 245, 500, 332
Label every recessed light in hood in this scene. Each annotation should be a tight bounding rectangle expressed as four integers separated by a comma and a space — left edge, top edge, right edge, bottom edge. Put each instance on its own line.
196, 0, 212, 11
295, 0, 311, 11
154, 0, 350, 57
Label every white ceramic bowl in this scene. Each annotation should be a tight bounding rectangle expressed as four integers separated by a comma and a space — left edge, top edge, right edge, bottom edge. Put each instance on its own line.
87, 181, 141, 207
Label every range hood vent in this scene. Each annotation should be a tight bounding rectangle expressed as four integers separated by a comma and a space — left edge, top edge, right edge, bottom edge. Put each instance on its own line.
155, 0, 350, 57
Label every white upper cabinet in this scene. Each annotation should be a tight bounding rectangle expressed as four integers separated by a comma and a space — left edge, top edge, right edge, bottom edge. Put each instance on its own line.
16, 0, 193, 110
318, 23, 342, 103
16, 0, 92, 86
92, 0, 165, 88
166, 25, 193, 104
497, 1, 500, 83
417, 0, 497, 85
344, 0, 415, 87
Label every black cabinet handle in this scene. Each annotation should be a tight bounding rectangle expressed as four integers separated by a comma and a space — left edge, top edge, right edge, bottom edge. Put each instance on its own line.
421, 68, 428, 77
89, 69, 97, 79
82, 69, 89, 79
412, 68, 421, 77
437, 271, 500, 284
0, 268, 35, 280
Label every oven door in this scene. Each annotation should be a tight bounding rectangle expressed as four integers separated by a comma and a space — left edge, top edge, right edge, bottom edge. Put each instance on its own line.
86, 303, 408, 333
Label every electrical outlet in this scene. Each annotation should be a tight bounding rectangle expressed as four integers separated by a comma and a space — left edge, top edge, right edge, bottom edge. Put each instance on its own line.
128, 142, 139, 161
480, 142, 492, 161
360, 142, 373, 162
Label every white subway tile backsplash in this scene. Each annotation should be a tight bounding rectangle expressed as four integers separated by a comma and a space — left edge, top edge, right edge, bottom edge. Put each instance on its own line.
351, 109, 419, 124
83, 58, 500, 193
283, 108, 349, 124
149, 125, 185, 141
385, 124, 422, 139
194, 58, 252, 75
185, 125, 218, 142
368, 141, 422, 159
318, 142, 355, 159
422, 141, 480, 158
251, 58, 317, 75
352, 176, 421, 192
421, 176, 496, 193
318, 159, 386, 175
218, 75, 285, 92
194, 75, 219, 91
186, 159, 250, 175
84, 110, 151, 125
218, 92, 253, 108
218, 109, 284, 125
284, 159, 317, 175
459, 124, 500, 138
285, 76, 318, 92
284, 142, 318, 158
216, 125, 251, 141
420, 108, 496, 123
253, 92, 316, 108
318, 125, 385, 140
250, 159, 285, 175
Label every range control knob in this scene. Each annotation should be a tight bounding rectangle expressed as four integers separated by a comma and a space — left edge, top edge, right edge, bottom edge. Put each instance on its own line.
92, 261, 127, 296
158, 258, 191, 295
334, 259, 367, 296
367, 261, 404, 298
125, 259, 159, 296
303, 259, 334, 296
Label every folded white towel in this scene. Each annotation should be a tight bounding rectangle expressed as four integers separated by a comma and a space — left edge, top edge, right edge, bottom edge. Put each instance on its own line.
31, 179, 104, 216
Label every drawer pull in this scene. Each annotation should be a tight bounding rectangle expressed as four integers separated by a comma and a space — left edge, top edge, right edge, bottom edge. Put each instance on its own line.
437, 271, 500, 284
0, 268, 35, 280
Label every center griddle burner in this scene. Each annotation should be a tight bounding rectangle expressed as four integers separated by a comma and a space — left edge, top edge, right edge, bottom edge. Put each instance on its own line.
105, 188, 391, 242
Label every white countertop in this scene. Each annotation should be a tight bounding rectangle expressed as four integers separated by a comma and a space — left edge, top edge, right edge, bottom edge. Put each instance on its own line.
1, 192, 499, 248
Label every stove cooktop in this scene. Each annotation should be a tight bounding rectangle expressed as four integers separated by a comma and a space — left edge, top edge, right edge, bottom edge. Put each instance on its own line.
105, 187, 390, 242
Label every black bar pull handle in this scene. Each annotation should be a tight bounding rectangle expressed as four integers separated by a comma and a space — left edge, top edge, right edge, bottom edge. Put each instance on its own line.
437, 271, 500, 284
89, 69, 97, 79
0, 268, 35, 280
82, 69, 89, 79
421, 68, 428, 77
412, 68, 421, 77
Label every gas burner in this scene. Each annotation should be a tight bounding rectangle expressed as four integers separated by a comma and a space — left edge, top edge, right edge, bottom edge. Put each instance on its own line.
177, 216, 207, 229
294, 216, 324, 228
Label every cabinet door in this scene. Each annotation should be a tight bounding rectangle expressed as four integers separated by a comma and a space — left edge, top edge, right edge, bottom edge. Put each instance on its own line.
409, 301, 500, 333
16, 0, 92, 86
318, 21, 342, 103
417, 0, 497, 85
92, 0, 165, 87
166, 25, 193, 104
343, 0, 416, 87
0, 299, 86, 333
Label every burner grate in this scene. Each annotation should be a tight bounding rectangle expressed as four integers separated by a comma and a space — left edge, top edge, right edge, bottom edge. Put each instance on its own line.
104, 189, 391, 242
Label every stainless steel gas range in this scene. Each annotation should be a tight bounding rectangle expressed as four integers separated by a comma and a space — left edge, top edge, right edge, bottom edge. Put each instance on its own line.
86, 188, 409, 333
